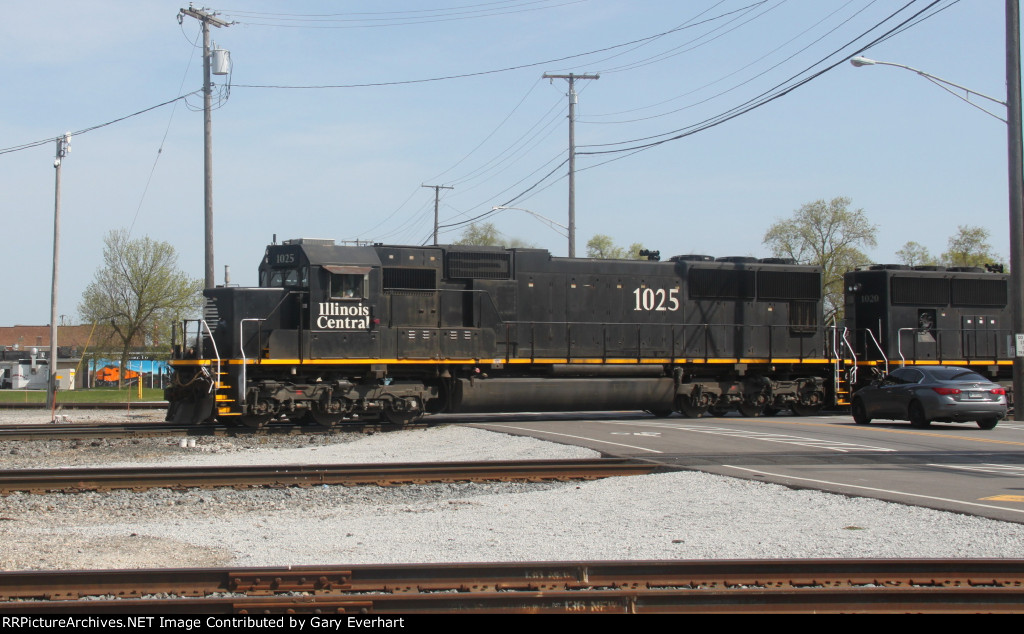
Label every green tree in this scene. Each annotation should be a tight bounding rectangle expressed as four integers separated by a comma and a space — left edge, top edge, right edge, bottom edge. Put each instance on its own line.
941, 225, 1000, 268
895, 241, 938, 267
78, 229, 203, 386
585, 234, 646, 259
453, 222, 533, 248
762, 197, 877, 322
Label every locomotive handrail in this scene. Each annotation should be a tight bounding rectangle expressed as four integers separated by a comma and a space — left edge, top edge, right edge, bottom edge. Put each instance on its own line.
843, 327, 858, 383
199, 319, 221, 394
865, 327, 887, 374
832, 325, 858, 384
239, 318, 265, 408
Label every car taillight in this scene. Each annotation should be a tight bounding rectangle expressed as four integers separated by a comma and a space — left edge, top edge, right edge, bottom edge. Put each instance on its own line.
991, 388, 1007, 395
932, 387, 961, 395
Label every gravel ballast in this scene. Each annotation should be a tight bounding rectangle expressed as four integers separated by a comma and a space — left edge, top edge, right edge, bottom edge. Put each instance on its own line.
1, 408, 1023, 570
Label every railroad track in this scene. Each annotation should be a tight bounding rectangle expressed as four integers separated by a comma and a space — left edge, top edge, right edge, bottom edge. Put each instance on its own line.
0, 458, 662, 494
0, 419, 415, 441
1, 560, 1022, 613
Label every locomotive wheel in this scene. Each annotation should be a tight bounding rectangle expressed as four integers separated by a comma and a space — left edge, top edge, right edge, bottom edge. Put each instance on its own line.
383, 398, 424, 426
676, 398, 707, 418
737, 402, 764, 417
238, 414, 273, 429
790, 403, 822, 417
307, 399, 348, 427
383, 409, 423, 426
708, 403, 730, 417
305, 411, 345, 427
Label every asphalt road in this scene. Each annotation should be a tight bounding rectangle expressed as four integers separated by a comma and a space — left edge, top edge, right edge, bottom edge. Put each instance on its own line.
453, 411, 1024, 524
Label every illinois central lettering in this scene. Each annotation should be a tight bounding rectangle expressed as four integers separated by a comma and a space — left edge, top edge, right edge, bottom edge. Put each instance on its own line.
317, 302, 371, 329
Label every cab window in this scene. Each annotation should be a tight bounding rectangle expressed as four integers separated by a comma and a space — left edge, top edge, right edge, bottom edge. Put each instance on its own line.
331, 273, 365, 299
260, 267, 308, 288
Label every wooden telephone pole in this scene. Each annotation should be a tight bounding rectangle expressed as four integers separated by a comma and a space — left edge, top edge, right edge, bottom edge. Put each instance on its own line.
423, 184, 454, 245
544, 72, 599, 258
179, 5, 231, 289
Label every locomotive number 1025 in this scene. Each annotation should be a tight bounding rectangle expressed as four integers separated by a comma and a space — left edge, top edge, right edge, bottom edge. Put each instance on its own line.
633, 287, 680, 312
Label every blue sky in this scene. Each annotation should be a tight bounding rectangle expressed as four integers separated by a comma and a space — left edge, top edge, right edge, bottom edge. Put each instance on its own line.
0, 0, 1014, 327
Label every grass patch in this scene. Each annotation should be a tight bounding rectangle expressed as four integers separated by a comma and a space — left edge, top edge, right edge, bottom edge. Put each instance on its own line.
0, 387, 165, 404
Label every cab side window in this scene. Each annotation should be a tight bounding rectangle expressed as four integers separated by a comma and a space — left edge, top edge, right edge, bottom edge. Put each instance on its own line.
888, 369, 923, 384
331, 273, 365, 299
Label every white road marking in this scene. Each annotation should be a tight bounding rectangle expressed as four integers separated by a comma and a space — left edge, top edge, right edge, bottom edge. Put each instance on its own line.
722, 466, 1024, 516
485, 424, 663, 453
927, 464, 1024, 477
595, 420, 895, 453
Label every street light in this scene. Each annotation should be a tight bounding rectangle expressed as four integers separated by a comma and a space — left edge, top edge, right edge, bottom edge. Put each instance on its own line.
850, 41, 1024, 421
849, 56, 1007, 122
47, 132, 70, 419
491, 206, 570, 240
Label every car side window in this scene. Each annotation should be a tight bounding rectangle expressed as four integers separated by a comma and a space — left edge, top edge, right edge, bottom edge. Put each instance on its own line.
887, 369, 923, 385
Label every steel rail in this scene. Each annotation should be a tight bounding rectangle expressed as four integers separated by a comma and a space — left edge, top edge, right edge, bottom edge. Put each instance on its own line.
0, 458, 662, 494
0, 402, 167, 410
1, 560, 1023, 613
0, 423, 208, 441
0, 420, 336, 441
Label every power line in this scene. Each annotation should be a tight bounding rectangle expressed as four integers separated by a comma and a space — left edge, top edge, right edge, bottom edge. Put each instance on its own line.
0, 92, 200, 157
576, 0, 945, 156
221, 0, 590, 29
232, 3, 770, 89
579, 0, 876, 125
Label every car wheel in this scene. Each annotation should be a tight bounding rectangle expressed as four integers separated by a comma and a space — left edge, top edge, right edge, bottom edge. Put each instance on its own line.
976, 417, 999, 430
852, 399, 871, 425
908, 401, 930, 428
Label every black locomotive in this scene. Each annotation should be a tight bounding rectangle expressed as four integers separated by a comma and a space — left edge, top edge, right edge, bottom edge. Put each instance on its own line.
841, 264, 1012, 388
164, 239, 1012, 426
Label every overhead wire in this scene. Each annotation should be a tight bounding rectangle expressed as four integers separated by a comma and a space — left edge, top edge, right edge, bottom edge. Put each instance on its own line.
0, 92, 201, 158
221, 0, 591, 29
127, 24, 203, 237
425, 76, 547, 185
580, 0, 876, 125
463, 0, 948, 232
232, 2, 771, 89
575, 0, 946, 159
585, 0, 783, 76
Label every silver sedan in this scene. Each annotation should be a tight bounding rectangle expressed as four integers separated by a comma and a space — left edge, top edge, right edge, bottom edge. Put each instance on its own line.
851, 366, 1007, 430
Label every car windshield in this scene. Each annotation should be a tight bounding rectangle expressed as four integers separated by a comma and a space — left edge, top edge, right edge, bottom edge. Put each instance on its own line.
926, 368, 987, 382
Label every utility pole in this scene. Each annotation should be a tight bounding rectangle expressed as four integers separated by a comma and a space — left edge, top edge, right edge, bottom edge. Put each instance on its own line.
423, 184, 454, 245
179, 5, 231, 289
544, 72, 599, 258
48, 132, 70, 416
1006, 0, 1024, 420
